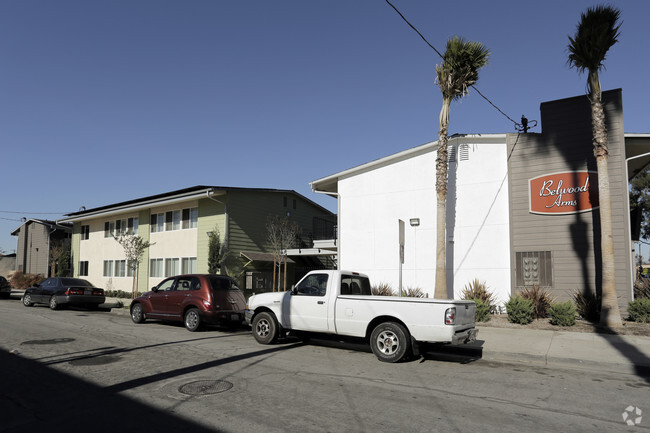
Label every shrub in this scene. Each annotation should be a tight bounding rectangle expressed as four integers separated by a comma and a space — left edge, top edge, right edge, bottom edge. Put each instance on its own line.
372, 282, 395, 296
403, 287, 428, 298
105, 290, 143, 299
474, 299, 491, 322
505, 295, 534, 324
572, 289, 601, 322
633, 277, 650, 299
548, 301, 576, 326
519, 285, 555, 319
9, 271, 45, 291
461, 279, 497, 313
628, 298, 650, 323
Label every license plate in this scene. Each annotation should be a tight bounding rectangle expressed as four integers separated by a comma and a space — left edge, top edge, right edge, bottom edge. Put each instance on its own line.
231, 314, 240, 321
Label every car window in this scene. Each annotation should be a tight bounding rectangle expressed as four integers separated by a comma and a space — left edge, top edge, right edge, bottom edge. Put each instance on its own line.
176, 277, 198, 291
40, 278, 55, 287
60, 278, 93, 287
156, 279, 175, 292
341, 275, 371, 296
295, 273, 328, 296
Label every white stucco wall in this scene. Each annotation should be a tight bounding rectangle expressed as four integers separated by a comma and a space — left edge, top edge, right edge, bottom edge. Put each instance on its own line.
336, 137, 511, 304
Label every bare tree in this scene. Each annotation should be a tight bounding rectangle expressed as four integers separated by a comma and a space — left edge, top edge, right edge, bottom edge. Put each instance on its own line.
114, 234, 153, 299
266, 215, 301, 291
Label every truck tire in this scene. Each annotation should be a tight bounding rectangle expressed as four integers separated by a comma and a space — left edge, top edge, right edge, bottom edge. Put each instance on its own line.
252, 312, 279, 344
370, 322, 411, 363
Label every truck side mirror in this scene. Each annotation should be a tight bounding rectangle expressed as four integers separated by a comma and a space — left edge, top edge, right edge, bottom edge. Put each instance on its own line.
290, 285, 297, 295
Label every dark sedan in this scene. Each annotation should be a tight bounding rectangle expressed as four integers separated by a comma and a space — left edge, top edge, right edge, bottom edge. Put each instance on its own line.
22, 277, 106, 310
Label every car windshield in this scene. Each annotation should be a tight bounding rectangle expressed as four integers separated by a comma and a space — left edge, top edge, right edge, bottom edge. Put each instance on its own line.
60, 278, 94, 287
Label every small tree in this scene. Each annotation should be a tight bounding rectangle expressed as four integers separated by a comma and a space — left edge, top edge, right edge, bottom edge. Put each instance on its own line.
49, 240, 71, 277
114, 234, 153, 299
266, 215, 302, 291
207, 226, 228, 274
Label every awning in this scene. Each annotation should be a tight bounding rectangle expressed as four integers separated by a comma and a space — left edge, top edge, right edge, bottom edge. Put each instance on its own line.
240, 251, 295, 264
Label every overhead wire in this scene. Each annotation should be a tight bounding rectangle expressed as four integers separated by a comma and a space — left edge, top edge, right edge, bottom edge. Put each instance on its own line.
384, 0, 535, 132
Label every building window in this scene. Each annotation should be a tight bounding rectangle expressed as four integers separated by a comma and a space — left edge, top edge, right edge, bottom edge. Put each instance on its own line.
172, 210, 181, 231
150, 213, 164, 233
79, 261, 89, 276
115, 219, 127, 236
103, 260, 114, 277
515, 251, 553, 287
115, 260, 126, 277
150, 258, 163, 278
165, 258, 179, 277
182, 257, 197, 274
128, 217, 139, 235
182, 207, 199, 229
104, 221, 115, 238
81, 225, 90, 240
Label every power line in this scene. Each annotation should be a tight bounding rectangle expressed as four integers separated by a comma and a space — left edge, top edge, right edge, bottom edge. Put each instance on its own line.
385, 0, 534, 132
0, 210, 66, 215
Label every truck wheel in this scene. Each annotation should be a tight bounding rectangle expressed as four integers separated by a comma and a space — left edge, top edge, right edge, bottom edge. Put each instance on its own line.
370, 322, 411, 363
252, 312, 279, 344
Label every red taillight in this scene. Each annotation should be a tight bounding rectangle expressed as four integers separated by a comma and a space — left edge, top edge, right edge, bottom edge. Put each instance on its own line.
66, 288, 84, 296
445, 307, 456, 325
92, 289, 104, 296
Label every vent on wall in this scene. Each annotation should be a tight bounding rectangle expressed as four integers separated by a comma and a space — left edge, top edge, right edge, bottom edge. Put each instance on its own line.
515, 251, 553, 287
447, 145, 456, 162
459, 144, 470, 161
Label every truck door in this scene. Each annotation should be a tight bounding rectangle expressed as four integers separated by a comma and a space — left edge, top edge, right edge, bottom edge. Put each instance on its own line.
287, 273, 330, 332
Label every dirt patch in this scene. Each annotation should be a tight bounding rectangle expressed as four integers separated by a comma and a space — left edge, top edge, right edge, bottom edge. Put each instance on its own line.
477, 314, 650, 337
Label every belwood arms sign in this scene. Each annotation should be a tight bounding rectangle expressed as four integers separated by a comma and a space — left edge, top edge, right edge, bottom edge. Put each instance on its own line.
529, 171, 599, 215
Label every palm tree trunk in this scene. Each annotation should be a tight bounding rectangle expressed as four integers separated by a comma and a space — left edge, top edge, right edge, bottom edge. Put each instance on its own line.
591, 91, 622, 327
434, 98, 451, 299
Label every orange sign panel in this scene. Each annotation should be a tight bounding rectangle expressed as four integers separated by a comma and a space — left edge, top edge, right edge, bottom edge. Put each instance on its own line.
529, 171, 599, 215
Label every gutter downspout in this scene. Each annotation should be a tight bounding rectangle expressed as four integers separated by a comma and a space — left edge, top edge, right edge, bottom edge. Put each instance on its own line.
312, 189, 339, 270
206, 189, 229, 260
626, 152, 650, 300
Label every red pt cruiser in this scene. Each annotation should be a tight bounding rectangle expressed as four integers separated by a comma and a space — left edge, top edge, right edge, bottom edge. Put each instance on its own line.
130, 274, 246, 331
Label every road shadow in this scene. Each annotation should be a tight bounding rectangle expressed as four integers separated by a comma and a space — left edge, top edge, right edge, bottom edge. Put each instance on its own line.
418, 341, 483, 365
0, 349, 223, 433
591, 308, 650, 382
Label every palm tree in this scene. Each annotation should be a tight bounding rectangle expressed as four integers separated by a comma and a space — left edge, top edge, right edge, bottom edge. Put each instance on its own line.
568, 5, 623, 327
434, 37, 489, 299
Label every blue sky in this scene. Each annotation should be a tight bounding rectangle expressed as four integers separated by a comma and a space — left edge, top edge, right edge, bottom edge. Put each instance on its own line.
1, 0, 648, 253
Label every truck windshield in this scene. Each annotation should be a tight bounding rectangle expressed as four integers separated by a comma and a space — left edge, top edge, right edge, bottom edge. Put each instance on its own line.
340, 275, 371, 295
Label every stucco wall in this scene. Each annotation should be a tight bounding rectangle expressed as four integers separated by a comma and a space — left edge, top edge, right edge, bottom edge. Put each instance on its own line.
337, 136, 511, 303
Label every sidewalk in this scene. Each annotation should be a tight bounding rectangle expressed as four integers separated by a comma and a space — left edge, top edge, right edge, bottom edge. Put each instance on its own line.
468, 326, 650, 377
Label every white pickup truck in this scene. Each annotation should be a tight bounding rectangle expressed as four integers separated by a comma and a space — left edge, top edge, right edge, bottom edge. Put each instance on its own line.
245, 270, 478, 363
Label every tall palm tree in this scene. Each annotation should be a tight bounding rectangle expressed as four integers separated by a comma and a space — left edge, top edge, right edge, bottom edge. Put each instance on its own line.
434, 37, 489, 299
568, 5, 623, 327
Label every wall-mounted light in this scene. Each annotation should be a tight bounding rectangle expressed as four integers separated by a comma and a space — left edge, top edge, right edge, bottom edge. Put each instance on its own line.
409, 218, 420, 227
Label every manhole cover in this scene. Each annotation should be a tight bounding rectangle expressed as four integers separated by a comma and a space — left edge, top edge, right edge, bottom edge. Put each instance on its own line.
179, 380, 233, 396
69, 355, 120, 366
21, 338, 75, 345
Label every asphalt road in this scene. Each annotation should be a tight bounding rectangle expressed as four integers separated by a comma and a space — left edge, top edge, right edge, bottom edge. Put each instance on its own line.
0, 297, 648, 433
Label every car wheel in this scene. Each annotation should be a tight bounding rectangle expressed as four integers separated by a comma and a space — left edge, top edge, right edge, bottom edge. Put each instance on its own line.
49, 295, 60, 310
184, 308, 202, 332
370, 322, 411, 363
131, 303, 145, 324
22, 293, 34, 307
252, 311, 279, 344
